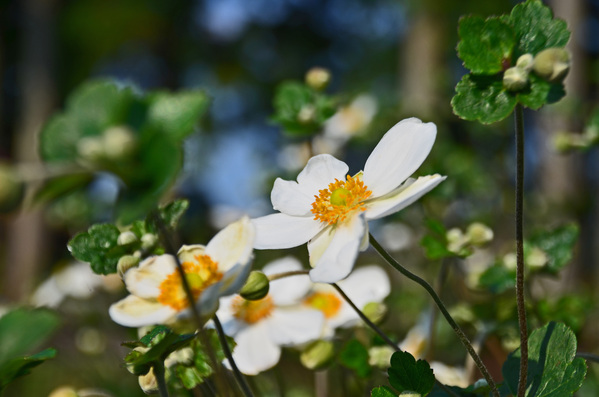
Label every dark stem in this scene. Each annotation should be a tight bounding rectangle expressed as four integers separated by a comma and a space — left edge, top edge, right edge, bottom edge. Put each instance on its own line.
153, 361, 170, 397
369, 233, 500, 397
213, 314, 255, 397
576, 352, 599, 364
515, 103, 528, 397
268, 269, 309, 281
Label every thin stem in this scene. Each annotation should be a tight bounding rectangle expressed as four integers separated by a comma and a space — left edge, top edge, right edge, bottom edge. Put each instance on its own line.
369, 234, 500, 397
576, 352, 599, 365
268, 269, 309, 281
515, 103, 529, 397
153, 362, 170, 397
212, 314, 255, 397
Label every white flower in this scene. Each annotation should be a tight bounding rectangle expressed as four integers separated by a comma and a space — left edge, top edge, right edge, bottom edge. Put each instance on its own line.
252, 118, 446, 282
109, 217, 255, 328
216, 257, 325, 375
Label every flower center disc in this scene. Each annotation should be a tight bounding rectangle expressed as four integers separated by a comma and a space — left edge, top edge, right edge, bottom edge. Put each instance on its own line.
157, 255, 223, 311
231, 295, 275, 324
304, 291, 342, 318
311, 175, 372, 225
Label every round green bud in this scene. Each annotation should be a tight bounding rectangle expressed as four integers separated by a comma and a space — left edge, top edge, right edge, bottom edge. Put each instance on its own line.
102, 126, 138, 161
305, 67, 331, 91
362, 301, 387, 325
368, 345, 394, 368
516, 53, 534, 72
117, 231, 139, 246
0, 164, 24, 213
533, 48, 571, 82
117, 255, 140, 276
503, 66, 529, 91
141, 233, 158, 250
466, 222, 493, 246
239, 271, 270, 301
300, 340, 335, 370
76, 136, 105, 162
297, 104, 316, 124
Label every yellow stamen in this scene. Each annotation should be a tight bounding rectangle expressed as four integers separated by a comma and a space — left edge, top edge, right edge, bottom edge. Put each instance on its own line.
304, 291, 342, 318
157, 255, 223, 311
311, 174, 372, 225
231, 295, 274, 324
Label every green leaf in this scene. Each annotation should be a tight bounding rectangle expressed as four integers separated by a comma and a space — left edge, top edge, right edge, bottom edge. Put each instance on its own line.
371, 386, 398, 397
155, 199, 190, 230
508, 0, 570, 59
516, 74, 565, 110
452, 74, 517, 124
33, 173, 94, 205
339, 339, 371, 378
146, 90, 209, 141
420, 235, 453, 260
457, 16, 515, 74
529, 224, 579, 274
68, 223, 127, 274
502, 322, 586, 396
388, 351, 435, 396
0, 348, 57, 391
478, 264, 515, 293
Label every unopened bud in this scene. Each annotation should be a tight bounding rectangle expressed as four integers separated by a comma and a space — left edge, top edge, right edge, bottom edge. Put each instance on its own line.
533, 48, 571, 82
400, 392, 421, 397
362, 301, 387, 324
48, 386, 79, 397
368, 345, 394, 368
553, 131, 574, 152
503, 66, 529, 91
0, 164, 24, 213
126, 347, 150, 375
138, 367, 158, 394
141, 233, 158, 250
503, 252, 517, 271
305, 67, 331, 91
177, 244, 205, 263
466, 223, 493, 246
526, 247, 548, 269
102, 126, 138, 161
516, 53, 534, 72
117, 255, 140, 276
77, 136, 104, 162
297, 104, 316, 124
300, 340, 335, 370
118, 231, 139, 246
446, 228, 467, 254
239, 271, 270, 301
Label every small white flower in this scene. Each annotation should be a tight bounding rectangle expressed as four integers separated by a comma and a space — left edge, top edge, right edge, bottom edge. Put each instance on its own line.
216, 257, 325, 375
253, 118, 445, 283
109, 217, 255, 328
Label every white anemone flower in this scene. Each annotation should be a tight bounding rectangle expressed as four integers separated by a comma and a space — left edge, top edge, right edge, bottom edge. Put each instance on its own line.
216, 257, 325, 375
109, 217, 255, 328
252, 118, 446, 282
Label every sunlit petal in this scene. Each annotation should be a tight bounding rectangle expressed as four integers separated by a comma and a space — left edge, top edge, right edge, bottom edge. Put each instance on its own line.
124, 255, 177, 299
296, 154, 349, 196
252, 213, 323, 249
206, 216, 255, 272
232, 321, 281, 375
109, 295, 176, 328
268, 308, 325, 346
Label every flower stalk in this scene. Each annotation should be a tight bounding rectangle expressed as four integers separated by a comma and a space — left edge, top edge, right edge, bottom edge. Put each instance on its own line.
369, 233, 499, 397
153, 361, 169, 397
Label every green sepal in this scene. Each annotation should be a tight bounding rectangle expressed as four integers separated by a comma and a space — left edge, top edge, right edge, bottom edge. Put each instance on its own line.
451, 74, 516, 124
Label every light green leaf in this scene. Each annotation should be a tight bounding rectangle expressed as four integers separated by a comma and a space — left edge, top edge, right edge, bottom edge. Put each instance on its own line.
388, 351, 435, 396
68, 223, 127, 274
502, 322, 587, 396
339, 339, 371, 378
452, 74, 517, 124
0, 348, 57, 391
146, 90, 209, 141
457, 16, 515, 74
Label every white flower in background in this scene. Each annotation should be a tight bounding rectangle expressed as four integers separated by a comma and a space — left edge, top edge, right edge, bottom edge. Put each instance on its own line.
109, 217, 255, 328
324, 94, 377, 140
253, 118, 445, 283
216, 257, 325, 375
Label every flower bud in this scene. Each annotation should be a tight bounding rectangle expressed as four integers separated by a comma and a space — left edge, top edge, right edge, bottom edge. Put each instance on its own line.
118, 231, 139, 246
297, 104, 316, 124
362, 301, 387, 324
553, 132, 574, 152
466, 223, 493, 246
305, 67, 331, 91
77, 136, 105, 162
177, 244, 205, 263
526, 246, 548, 269
400, 392, 421, 397
368, 345, 394, 368
102, 126, 138, 161
126, 347, 151, 375
533, 48, 571, 82
141, 233, 158, 250
300, 340, 335, 370
138, 367, 158, 394
239, 271, 270, 301
0, 164, 24, 213
446, 228, 467, 254
117, 255, 140, 277
48, 386, 79, 397
516, 53, 534, 72
503, 66, 529, 91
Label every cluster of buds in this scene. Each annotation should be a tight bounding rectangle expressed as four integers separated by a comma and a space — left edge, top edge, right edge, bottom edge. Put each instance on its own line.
115, 230, 160, 276
553, 125, 599, 153
446, 222, 494, 256
503, 48, 571, 92
77, 125, 138, 164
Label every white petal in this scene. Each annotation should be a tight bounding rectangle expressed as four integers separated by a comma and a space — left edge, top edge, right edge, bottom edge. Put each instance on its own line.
270, 178, 314, 216
308, 214, 367, 283
296, 154, 349, 193
109, 295, 176, 327
232, 321, 281, 375
267, 308, 325, 346
366, 174, 446, 220
218, 261, 253, 297
263, 257, 312, 306
363, 118, 437, 197
206, 216, 255, 272
252, 213, 323, 249
124, 255, 177, 299
337, 265, 391, 307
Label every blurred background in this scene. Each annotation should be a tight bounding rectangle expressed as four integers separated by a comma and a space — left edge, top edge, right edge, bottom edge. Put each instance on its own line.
1, 0, 598, 395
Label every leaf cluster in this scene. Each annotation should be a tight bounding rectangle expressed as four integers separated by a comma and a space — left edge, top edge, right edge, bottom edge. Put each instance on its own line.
372, 350, 435, 396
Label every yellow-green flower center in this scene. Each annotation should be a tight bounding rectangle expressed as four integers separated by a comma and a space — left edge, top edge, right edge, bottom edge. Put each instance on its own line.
231, 295, 274, 324
304, 291, 342, 318
330, 188, 350, 206
311, 175, 372, 225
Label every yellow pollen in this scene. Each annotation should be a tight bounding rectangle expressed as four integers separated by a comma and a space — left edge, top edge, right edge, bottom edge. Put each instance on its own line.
231, 295, 274, 324
304, 291, 342, 318
157, 255, 223, 311
311, 174, 372, 225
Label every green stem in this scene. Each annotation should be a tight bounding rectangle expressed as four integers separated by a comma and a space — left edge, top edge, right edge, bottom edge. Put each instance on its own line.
153, 361, 170, 397
515, 103, 529, 397
369, 234, 499, 397
213, 314, 255, 397
268, 269, 309, 281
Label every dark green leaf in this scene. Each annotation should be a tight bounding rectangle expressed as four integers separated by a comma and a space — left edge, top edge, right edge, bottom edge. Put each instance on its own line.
452, 74, 517, 124
33, 173, 94, 205
388, 351, 435, 395
508, 0, 570, 59
420, 235, 453, 260
537, 295, 593, 333
146, 90, 209, 141
0, 348, 57, 390
478, 264, 515, 293
529, 224, 579, 274
339, 339, 371, 378
68, 223, 127, 274
516, 74, 565, 110
371, 386, 397, 397
502, 322, 586, 396
457, 16, 515, 74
